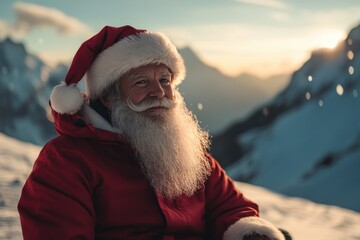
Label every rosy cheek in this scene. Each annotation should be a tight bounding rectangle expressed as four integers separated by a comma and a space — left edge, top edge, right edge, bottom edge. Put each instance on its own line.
127, 89, 146, 104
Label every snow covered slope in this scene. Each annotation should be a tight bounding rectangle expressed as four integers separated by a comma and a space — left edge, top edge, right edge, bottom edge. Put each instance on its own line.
1, 133, 360, 239
0, 133, 40, 239
213, 24, 360, 212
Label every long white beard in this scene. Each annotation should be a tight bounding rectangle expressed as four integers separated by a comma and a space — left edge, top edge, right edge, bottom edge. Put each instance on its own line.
111, 93, 211, 199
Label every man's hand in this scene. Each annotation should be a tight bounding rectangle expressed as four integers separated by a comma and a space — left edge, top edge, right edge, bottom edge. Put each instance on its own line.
243, 233, 271, 240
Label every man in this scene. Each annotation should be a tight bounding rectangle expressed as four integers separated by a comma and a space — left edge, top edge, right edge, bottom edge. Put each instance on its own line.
18, 25, 287, 240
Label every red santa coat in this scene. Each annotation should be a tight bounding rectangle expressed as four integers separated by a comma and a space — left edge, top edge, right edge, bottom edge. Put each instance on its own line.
18, 108, 282, 240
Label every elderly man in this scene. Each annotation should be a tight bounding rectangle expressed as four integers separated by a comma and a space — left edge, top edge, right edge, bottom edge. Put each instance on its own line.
18, 25, 287, 240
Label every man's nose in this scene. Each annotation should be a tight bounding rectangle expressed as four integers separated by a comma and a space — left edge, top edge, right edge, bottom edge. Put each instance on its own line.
148, 81, 165, 98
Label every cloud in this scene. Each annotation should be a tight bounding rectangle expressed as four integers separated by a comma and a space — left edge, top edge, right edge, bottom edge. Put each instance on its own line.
0, 2, 92, 38
235, 0, 288, 10
270, 11, 290, 21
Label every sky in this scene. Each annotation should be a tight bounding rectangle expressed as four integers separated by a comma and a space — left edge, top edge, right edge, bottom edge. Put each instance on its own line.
1, 0, 360, 78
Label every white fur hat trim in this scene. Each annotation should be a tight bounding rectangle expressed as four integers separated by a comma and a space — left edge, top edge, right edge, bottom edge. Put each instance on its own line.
86, 31, 185, 100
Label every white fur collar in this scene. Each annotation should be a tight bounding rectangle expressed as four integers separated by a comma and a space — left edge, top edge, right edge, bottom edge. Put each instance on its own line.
80, 103, 120, 133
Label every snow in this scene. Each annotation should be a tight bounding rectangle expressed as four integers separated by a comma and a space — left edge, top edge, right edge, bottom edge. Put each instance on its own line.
236, 182, 360, 240
1, 133, 360, 239
0, 133, 39, 239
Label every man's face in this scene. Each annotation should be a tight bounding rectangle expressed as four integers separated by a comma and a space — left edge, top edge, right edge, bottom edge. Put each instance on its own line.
117, 64, 174, 114
110, 64, 211, 198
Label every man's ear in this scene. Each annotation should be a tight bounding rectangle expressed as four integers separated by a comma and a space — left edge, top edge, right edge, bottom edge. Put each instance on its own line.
100, 95, 112, 109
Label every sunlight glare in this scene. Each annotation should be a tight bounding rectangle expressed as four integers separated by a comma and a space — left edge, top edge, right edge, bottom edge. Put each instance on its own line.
353, 89, 358, 98
336, 84, 344, 96
349, 66, 354, 75
347, 51, 354, 60
316, 30, 346, 49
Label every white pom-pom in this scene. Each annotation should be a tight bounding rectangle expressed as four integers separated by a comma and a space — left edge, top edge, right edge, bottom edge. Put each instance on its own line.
50, 83, 84, 114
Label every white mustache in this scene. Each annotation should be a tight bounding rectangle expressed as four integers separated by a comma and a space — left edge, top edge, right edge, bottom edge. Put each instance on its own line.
127, 97, 177, 112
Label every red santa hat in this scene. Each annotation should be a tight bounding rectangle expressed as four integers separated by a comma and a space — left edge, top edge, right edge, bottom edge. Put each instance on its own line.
50, 25, 186, 114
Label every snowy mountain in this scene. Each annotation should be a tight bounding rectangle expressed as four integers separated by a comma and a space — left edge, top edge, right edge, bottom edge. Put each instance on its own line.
212, 24, 360, 212
0, 37, 67, 145
1, 133, 360, 240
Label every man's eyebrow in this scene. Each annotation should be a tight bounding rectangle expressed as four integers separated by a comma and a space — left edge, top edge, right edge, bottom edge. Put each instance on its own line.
127, 71, 172, 81
160, 72, 172, 78
128, 73, 147, 80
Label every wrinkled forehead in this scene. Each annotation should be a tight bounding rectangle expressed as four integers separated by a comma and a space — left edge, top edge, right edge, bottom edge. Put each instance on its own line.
124, 64, 173, 81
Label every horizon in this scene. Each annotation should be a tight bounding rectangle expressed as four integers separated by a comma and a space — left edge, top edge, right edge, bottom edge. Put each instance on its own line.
0, 0, 359, 78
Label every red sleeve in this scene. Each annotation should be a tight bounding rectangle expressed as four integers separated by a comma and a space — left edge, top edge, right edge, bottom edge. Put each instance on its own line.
18, 139, 97, 240
204, 153, 259, 240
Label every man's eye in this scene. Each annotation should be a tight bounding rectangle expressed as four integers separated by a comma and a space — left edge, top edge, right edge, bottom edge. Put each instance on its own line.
136, 80, 148, 85
160, 79, 171, 84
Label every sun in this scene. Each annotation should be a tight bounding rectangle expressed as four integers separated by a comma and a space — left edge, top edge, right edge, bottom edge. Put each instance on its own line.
315, 29, 346, 49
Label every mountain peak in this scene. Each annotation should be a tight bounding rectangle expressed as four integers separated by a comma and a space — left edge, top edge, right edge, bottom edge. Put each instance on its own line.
348, 23, 360, 42
179, 46, 196, 55
178, 46, 210, 70
179, 46, 202, 62
0, 37, 27, 53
